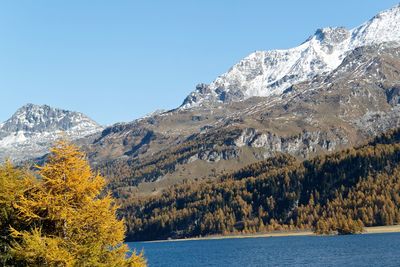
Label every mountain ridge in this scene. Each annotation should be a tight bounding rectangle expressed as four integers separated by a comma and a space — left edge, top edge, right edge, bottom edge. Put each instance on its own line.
92, 43, 400, 197
181, 4, 400, 109
2, 4, 400, 199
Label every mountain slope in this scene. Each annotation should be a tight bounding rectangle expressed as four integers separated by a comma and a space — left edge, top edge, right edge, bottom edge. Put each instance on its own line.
0, 104, 103, 162
88, 44, 400, 198
122, 127, 400, 241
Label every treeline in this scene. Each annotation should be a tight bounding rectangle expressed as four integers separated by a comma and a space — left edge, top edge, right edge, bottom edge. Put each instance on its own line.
121, 128, 400, 241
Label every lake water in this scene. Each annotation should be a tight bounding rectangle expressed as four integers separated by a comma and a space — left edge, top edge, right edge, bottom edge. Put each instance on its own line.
127, 233, 400, 266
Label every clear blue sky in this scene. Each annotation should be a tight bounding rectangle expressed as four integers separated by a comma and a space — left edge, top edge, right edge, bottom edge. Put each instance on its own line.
1, 0, 399, 125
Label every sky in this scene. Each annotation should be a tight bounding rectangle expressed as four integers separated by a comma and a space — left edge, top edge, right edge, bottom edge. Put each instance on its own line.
0, 0, 399, 125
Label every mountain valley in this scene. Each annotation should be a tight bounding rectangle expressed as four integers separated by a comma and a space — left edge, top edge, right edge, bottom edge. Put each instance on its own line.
2, 4, 400, 201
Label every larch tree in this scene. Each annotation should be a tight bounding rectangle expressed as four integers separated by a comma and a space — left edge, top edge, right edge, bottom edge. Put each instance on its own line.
7, 140, 146, 267
0, 161, 36, 266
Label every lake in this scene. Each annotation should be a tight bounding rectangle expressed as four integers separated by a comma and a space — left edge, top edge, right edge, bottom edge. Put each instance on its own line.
127, 233, 400, 266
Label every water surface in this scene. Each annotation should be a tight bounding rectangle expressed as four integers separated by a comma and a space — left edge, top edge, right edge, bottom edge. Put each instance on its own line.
128, 233, 400, 266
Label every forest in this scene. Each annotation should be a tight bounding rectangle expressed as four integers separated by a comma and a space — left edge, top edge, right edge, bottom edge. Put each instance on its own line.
120, 128, 400, 241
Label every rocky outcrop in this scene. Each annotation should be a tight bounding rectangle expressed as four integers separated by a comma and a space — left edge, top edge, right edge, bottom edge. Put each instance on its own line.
234, 128, 348, 158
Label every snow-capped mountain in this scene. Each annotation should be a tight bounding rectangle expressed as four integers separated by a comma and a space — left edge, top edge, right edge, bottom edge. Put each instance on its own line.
181, 4, 400, 108
2, 3, 400, 195
0, 104, 103, 162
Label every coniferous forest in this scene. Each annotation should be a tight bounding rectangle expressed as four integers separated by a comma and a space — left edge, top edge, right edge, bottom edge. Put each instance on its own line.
120, 128, 400, 241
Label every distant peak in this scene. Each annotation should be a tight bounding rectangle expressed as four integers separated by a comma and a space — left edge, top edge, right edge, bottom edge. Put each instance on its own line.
22, 103, 36, 108
377, 2, 400, 16
1, 103, 102, 136
367, 3, 400, 23
0, 104, 103, 162
312, 27, 350, 44
19, 103, 38, 110
349, 3, 400, 49
17, 103, 52, 112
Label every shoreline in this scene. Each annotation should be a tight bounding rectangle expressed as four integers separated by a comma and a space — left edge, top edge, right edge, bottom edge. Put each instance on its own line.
136, 225, 400, 244
363, 225, 400, 234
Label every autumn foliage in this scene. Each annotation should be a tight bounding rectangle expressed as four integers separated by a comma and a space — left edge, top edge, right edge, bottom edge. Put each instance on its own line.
0, 141, 146, 266
121, 128, 400, 240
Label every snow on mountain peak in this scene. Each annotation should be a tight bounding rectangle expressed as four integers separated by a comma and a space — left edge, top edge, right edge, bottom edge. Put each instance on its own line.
1, 103, 100, 134
181, 4, 400, 109
350, 3, 400, 48
0, 104, 103, 162
311, 27, 350, 45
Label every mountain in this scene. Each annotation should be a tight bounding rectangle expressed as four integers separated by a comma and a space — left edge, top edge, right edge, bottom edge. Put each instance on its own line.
0, 104, 103, 162
83, 4, 400, 198
181, 4, 400, 108
2, 4, 400, 200
90, 43, 400, 198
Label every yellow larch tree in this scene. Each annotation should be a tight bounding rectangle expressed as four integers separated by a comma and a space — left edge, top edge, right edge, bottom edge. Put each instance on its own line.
10, 140, 146, 267
0, 161, 36, 266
